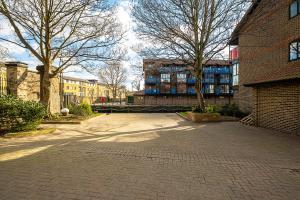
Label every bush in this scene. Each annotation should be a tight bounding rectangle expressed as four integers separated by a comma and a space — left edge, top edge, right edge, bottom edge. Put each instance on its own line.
192, 105, 204, 113
219, 104, 248, 118
0, 95, 46, 132
68, 102, 93, 116
205, 105, 218, 113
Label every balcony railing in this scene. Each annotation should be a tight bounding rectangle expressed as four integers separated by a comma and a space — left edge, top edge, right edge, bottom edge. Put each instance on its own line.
187, 78, 196, 84
220, 79, 231, 84
187, 88, 196, 95
145, 89, 160, 95
202, 78, 215, 84
171, 88, 177, 95
145, 77, 158, 84
203, 67, 230, 74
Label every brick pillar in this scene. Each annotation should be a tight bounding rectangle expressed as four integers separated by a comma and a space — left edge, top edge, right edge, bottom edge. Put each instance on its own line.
5, 62, 29, 100
36, 66, 61, 114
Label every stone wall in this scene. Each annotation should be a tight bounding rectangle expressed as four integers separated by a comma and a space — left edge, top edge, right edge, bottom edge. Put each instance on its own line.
252, 80, 300, 134
5, 62, 61, 113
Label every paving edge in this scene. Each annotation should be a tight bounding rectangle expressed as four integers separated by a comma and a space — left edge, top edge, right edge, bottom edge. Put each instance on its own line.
176, 112, 240, 123
42, 114, 106, 125
176, 112, 190, 121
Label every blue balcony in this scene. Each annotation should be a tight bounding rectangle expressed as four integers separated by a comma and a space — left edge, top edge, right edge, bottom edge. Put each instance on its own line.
220, 79, 231, 84
215, 89, 222, 96
202, 78, 215, 84
145, 89, 160, 95
187, 78, 196, 84
203, 67, 231, 74
187, 88, 196, 95
145, 77, 158, 84
171, 88, 177, 95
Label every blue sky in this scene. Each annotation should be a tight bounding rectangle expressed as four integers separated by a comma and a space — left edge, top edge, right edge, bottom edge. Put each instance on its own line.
0, 0, 141, 89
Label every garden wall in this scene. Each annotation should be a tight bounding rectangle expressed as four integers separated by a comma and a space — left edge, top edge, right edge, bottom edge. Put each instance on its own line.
5, 62, 61, 113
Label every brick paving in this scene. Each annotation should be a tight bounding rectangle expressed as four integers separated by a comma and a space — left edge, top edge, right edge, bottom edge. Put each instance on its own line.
0, 113, 300, 200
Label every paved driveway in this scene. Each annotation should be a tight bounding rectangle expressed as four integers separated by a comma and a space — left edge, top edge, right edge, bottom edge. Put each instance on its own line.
0, 113, 300, 200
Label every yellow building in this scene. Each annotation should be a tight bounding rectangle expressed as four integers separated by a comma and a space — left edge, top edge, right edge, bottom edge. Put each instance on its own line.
0, 62, 7, 95
62, 76, 127, 105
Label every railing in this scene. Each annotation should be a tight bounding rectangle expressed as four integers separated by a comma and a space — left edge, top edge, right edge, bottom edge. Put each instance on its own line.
202, 78, 215, 84
203, 67, 231, 74
187, 78, 196, 84
220, 79, 231, 84
171, 88, 177, 94
187, 88, 196, 95
145, 77, 158, 84
145, 89, 160, 95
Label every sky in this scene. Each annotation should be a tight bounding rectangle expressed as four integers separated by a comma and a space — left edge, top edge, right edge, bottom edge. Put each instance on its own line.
0, 0, 141, 90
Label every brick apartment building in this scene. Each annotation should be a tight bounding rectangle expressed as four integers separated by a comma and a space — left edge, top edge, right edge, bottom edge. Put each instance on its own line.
229, 0, 300, 134
134, 59, 234, 106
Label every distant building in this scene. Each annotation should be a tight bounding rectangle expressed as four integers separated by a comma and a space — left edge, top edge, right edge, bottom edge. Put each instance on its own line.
62, 76, 127, 105
229, 0, 300, 134
0, 61, 128, 109
134, 59, 234, 106
0, 62, 7, 95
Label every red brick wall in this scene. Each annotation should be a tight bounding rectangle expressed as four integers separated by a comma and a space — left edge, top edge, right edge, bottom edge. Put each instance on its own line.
237, 0, 300, 114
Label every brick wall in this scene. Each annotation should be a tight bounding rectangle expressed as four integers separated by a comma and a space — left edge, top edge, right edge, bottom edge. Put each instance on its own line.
134, 95, 234, 106
236, 0, 300, 113
252, 80, 300, 134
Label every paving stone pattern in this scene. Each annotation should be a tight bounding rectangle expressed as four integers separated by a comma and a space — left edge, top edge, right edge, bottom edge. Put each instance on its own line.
0, 114, 300, 200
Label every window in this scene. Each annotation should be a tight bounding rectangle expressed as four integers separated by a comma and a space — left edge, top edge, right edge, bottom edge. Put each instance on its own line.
290, 0, 300, 18
221, 85, 230, 94
177, 74, 186, 82
232, 63, 239, 86
161, 74, 170, 82
289, 40, 300, 61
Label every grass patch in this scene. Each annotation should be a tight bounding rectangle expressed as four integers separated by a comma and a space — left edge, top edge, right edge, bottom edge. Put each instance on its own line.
1, 128, 56, 139
179, 112, 189, 117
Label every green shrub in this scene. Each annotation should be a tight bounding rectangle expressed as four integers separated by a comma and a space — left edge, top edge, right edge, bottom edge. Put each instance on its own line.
219, 104, 248, 118
0, 95, 46, 133
68, 102, 93, 116
192, 105, 204, 113
205, 105, 218, 113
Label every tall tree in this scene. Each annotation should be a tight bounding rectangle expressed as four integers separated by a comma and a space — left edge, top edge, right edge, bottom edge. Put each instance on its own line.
131, 61, 144, 92
131, 75, 143, 92
0, 44, 7, 59
133, 0, 250, 111
98, 61, 127, 102
0, 0, 124, 113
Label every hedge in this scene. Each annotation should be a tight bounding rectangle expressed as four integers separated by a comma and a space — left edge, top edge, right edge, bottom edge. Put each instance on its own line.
0, 95, 46, 133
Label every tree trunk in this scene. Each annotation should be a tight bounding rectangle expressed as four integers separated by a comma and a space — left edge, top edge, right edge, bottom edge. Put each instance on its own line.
39, 62, 52, 115
195, 76, 205, 112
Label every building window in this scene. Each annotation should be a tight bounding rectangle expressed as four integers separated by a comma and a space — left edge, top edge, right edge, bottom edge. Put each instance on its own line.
289, 0, 300, 18
232, 63, 239, 86
177, 74, 186, 82
289, 40, 300, 61
161, 74, 170, 82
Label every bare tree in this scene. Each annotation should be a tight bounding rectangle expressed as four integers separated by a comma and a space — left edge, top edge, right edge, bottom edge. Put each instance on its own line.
133, 0, 250, 111
98, 61, 127, 102
0, 0, 124, 113
131, 76, 143, 92
130, 61, 143, 92
0, 45, 8, 59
